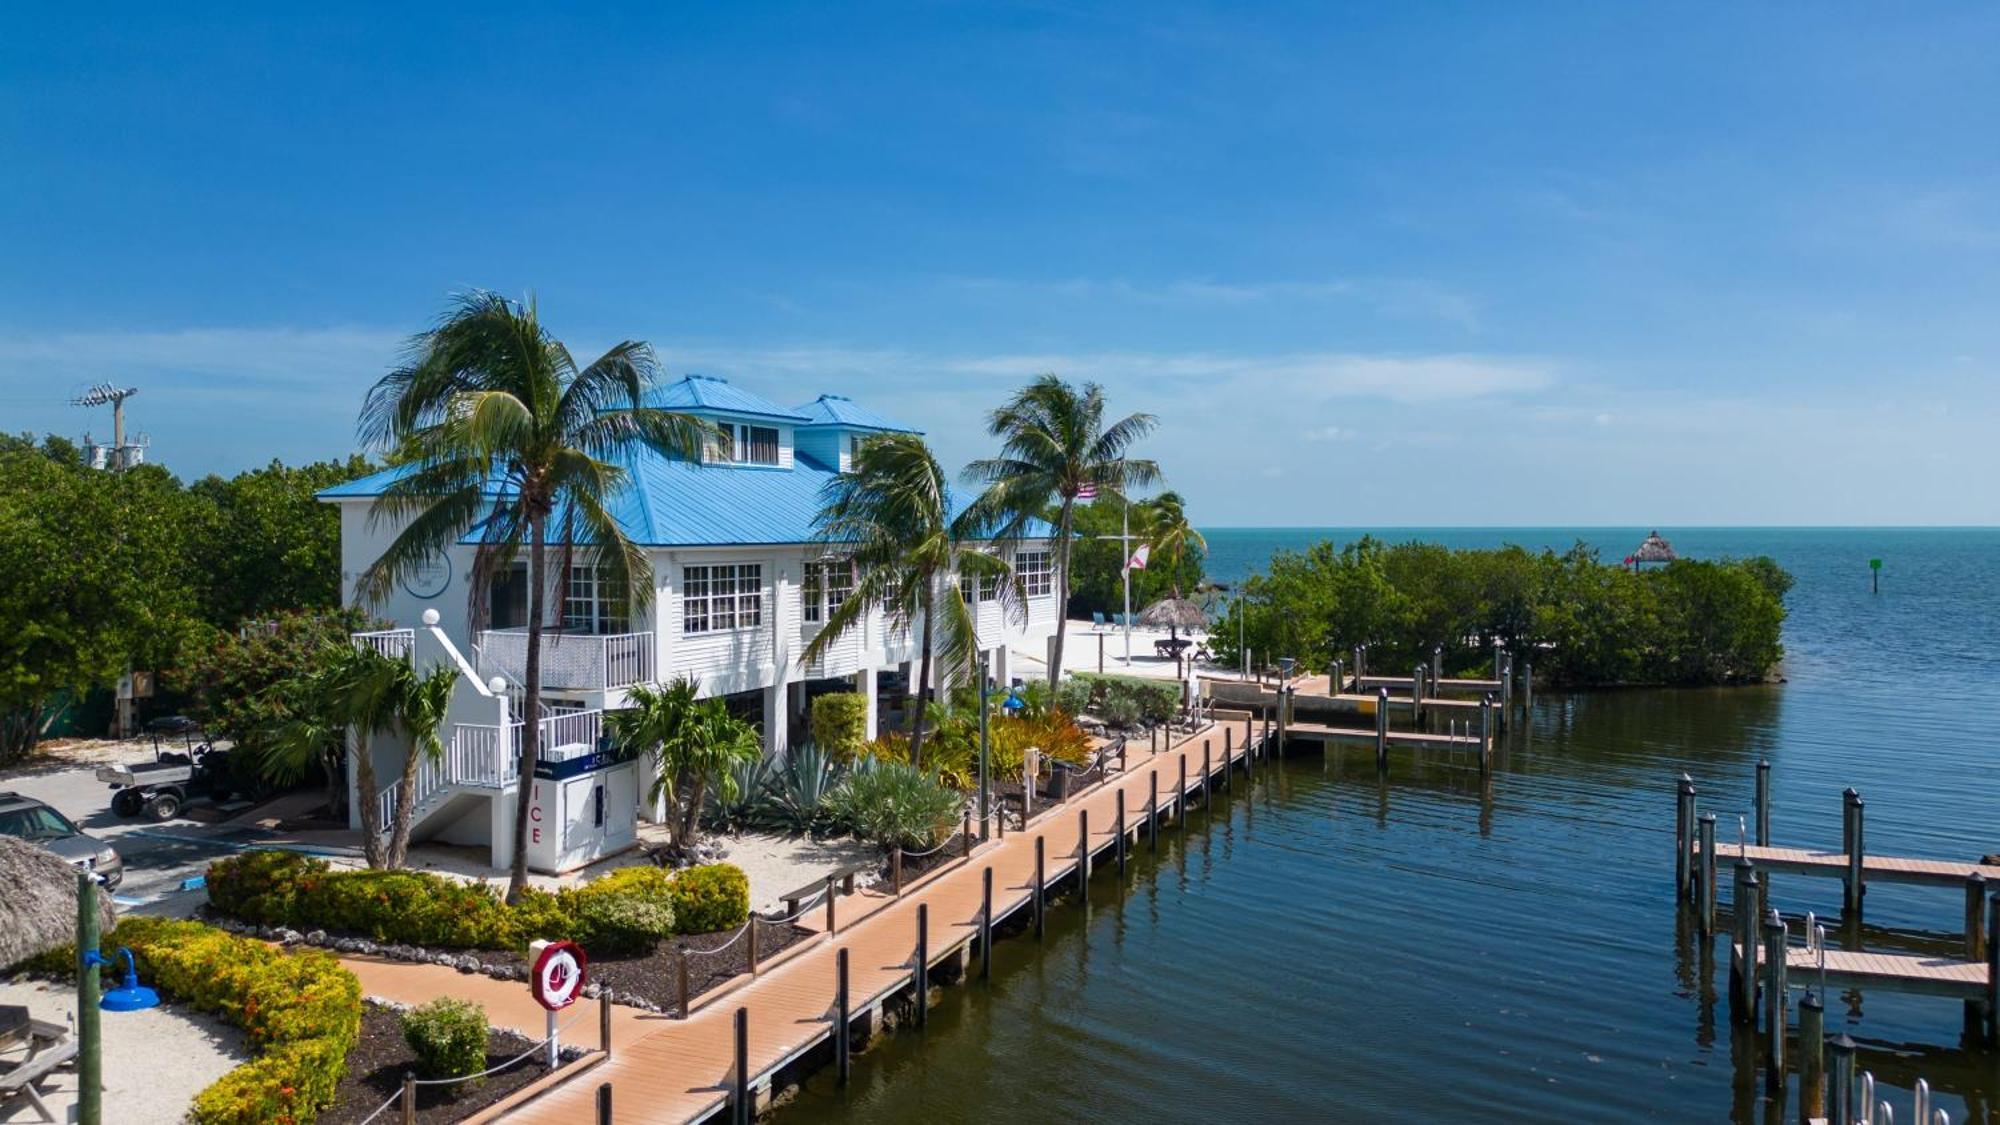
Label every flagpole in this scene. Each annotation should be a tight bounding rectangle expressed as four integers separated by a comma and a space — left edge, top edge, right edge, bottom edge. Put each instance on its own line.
1121, 491, 1132, 666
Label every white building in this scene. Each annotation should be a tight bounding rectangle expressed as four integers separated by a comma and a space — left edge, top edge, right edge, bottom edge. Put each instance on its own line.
319, 376, 1059, 872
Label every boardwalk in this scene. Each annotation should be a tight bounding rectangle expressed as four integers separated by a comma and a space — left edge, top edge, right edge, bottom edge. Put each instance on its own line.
1693, 840, 2000, 890
392, 714, 1270, 1123
1741, 942, 1989, 1000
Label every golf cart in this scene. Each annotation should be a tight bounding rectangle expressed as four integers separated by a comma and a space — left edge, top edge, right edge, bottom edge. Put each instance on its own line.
95, 715, 236, 821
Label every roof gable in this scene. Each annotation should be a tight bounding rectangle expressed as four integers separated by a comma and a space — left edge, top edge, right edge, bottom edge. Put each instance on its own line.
646, 374, 812, 423
791, 393, 920, 434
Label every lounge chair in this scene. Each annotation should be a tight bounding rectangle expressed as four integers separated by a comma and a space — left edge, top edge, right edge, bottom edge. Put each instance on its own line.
1091, 611, 1106, 631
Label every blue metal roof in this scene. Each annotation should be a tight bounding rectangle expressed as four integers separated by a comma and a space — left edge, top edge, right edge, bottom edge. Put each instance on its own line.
645, 374, 812, 423
791, 394, 920, 434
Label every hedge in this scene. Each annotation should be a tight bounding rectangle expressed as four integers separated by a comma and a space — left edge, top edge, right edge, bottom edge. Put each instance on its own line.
809, 692, 870, 762
1057, 673, 1179, 726
87, 916, 361, 1125
205, 851, 749, 954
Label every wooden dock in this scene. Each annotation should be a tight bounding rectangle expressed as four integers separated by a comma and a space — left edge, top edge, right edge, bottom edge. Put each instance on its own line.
485, 714, 1278, 1123
1351, 673, 1503, 696
1285, 720, 1484, 753
1698, 840, 2000, 891
1742, 942, 1989, 1000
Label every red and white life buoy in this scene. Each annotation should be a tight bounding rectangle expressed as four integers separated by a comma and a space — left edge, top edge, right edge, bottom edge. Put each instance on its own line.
530, 940, 589, 1011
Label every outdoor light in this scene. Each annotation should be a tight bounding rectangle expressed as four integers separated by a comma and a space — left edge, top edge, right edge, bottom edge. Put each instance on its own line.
422, 608, 441, 626
92, 948, 160, 1012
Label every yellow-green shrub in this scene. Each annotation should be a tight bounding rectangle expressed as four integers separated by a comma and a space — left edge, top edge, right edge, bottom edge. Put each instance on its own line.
112, 915, 361, 1125
666, 864, 750, 934
809, 692, 870, 762
401, 998, 487, 1082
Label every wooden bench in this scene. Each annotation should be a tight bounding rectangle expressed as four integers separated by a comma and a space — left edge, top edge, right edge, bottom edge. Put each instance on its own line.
1, 1033, 78, 1123
774, 862, 871, 919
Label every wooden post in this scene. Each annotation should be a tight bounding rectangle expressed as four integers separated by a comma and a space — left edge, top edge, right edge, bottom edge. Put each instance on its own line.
1731, 863, 1760, 1022
1352, 645, 1364, 684
1148, 771, 1159, 852
1374, 687, 1389, 772
1799, 990, 1825, 1124
1841, 788, 1864, 917
732, 1007, 749, 1125
1276, 686, 1288, 755
1034, 835, 1046, 938
1675, 774, 1695, 902
979, 866, 993, 981
1522, 659, 1533, 716
1698, 813, 1718, 936
962, 811, 973, 858
1224, 729, 1234, 794
1966, 873, 1988, 962
1115, 789, 1127, 877
1763, 911, 1788, 1090
1331, 657, 1343, 695
76, 872, 101, 1125
1827, 1034, 1856, 1125
1079, 809, 1091, 882
1203, 739, 1212, 792
1755, 759, 1771, 847
825, 874, 838, 936
678, 949, 692, 1019
835, 947, 851, 1085
1988, 894, 2000, 1044
1098, 631, 1104, 674
597, 1082, 612, 1125
600, 989, 613, 1057
1412, 664, 1425, 725
1176, 755, 1187, 830
914, 904, 929, 1027
747, 916, 761, 976
892, 848, 904, 895
1477, 694, 1494, 776
1430, 644, 1441, 689
402, 1072, 417, 1125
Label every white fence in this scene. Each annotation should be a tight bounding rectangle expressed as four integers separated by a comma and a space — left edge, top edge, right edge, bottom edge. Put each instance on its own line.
352, 629, 414, 662
477, 629, 654, 691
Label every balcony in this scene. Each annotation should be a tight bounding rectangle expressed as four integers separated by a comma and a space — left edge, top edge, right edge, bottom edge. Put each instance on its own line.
352, 628, 414, 662
476, 628, 655, 691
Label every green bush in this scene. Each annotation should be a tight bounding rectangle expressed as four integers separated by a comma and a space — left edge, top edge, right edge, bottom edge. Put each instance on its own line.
1062, 673, 1178, 727
562, 867, 678, 954
829, 760, 961, 850
205, 848, 322, 924
666, 863, 750, 934
401, 998, 488, 1082
808, 693, 870, 762
111, 915, 361, 1125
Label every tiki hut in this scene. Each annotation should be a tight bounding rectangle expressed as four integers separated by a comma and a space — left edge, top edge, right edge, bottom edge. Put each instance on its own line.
1629, 530, 1678, 570
1138, 597, 1208, 640
0, 835, 116, 969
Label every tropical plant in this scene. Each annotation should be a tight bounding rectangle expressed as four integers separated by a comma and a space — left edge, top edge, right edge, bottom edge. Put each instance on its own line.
803, 432, 1020, 762
1141, 490, 1206, 599
828, 758, 962, 851
383, 661, 461, 869
961, 375, 1160, 685
401, 998, 488, 1082
609, 677, 762, 855
264, 643, 407, 867
353, 291, 711, 902
705, 753, 779, 834
808, 692, 870, 762
753, 742, 850, 836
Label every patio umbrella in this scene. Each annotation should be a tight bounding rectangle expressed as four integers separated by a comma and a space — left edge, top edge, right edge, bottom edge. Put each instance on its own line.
1138, 597, 1209, 640
0, 835, 116, 969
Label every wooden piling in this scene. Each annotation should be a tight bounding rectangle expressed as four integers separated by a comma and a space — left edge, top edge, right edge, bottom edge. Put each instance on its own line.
1522, 660, 1533, 716
1412, 664, 1425, 724
1177, 756, 1187, 829
1988, 894, 2000, 1044
1115, 789, 1127, 877
1675, 774, 1696, 902
1755, 759, 1771, 847
600, 990, 613, 1057
1079, 809, 1091, 882
892, 848, 904, 896
1034, 836, 1046, 938
1374, 687, 1390, 772
748, 916, 761, 976
979, 867, 993, 981
825, 874, 838, 936
732, 1007, 750, 1125
1224, 730, 1234, 794
1799, 991, 1825, 1124
678, 949, 692, 1019
1841, 788, 1865, 916
1827, 1034, 1856, 1125
835, 947, 852, 1084
1148, 771, 1159, 852
1730, 863, 1760, 1022
1202, 740, 1212, 801
402, 1073, 416, 1125
597, 1081, 612, 1125
914, 904, 929, 1027
1966, 873, 1988, 962
1478, 694, 1494, 776
1698, 813, 1718, 936
1763, 911, 1788, 1089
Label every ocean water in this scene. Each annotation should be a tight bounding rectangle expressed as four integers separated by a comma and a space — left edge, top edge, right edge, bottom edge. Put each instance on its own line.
780, 528, 2000, 1123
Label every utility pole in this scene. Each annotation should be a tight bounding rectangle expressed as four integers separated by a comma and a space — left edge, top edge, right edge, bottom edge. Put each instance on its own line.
71, 383, 142, 470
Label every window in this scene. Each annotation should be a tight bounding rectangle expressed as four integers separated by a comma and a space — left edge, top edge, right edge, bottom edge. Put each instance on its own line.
561, 565, 626, 634
958, 568, 998, 604
683, 563, 764, 634
1017, 550, 1053, 598
802, 558, 856, 625
846, 433, 863, 465
712, 423, 781, 466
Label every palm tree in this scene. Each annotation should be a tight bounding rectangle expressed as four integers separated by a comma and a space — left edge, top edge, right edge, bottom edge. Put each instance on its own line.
1142, 490, 1205, 598
608, 677, 761, 854
805, 433, 1018, 762
963, 376, 1159, 685
382, 662, 460, 869
354, 291, 710, 902
265, 643, 405, 868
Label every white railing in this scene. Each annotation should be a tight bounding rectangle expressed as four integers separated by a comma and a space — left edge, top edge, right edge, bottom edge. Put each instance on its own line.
352, 629, 414, 662
476, 629, 654, 691
446, 708, 603, 789
541, 709, 602, 752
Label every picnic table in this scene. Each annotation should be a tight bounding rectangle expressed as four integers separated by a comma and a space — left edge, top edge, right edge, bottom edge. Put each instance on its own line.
1153, 637, 1192, 659
0, 1006, 26, 1051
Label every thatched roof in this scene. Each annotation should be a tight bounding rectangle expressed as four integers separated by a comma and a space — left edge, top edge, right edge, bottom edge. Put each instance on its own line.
0, 835, 116, 970
1632, 530, 1678, 563
1138, 597, 1209, 630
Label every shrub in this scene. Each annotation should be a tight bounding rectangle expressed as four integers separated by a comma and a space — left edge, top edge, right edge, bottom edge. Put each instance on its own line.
667, 863, 750, 934
562, 867, 677, 955
808, 693, 870, 762
989, 709, 1093, 778
752, 743, 848, 836
205, 848, 324, 924
110, 915, 362, 1125
1054, 676, 1093, 718
704, 754, 778, 833
1062, 673, 1177, 727
401, 998, 488, 1082
208, 851, 518, 949
829, 760, 961, 851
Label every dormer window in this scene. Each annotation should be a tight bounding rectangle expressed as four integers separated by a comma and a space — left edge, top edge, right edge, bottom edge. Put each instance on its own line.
713, 423, 780, 466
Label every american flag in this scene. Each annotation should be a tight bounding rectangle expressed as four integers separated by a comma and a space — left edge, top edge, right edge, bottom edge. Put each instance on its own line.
1076, 483, 1098, 501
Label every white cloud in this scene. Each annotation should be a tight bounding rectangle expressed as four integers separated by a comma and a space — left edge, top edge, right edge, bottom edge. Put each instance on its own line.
1303, 425, 1354, 442
0, 326, 403, 402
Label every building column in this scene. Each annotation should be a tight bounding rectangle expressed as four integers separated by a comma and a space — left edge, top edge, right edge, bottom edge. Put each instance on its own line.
763, 677, 790, 759
990, 645, 1011, 689
856, 667, 879, 742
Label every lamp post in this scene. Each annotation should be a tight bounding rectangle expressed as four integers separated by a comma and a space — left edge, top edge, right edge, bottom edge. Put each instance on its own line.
978, 650, 991, 841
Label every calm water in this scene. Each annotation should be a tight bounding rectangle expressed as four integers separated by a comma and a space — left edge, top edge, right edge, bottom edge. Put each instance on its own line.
782, 528, 2000, 1123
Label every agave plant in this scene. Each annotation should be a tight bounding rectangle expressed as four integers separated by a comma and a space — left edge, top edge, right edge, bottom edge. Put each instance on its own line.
828, 759, 962, 851
752, 743, 850, 837
704, 753, 778, 834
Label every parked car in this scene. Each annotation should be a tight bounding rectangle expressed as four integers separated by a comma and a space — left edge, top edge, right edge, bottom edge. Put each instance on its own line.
0, 791, 123, 888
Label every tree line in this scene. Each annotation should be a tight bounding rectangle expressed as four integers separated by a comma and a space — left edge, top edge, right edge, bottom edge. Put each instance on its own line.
1209, 536, 1792, 687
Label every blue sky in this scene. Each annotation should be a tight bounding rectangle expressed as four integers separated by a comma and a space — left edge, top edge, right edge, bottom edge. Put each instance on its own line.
4, 3, 1998, 524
